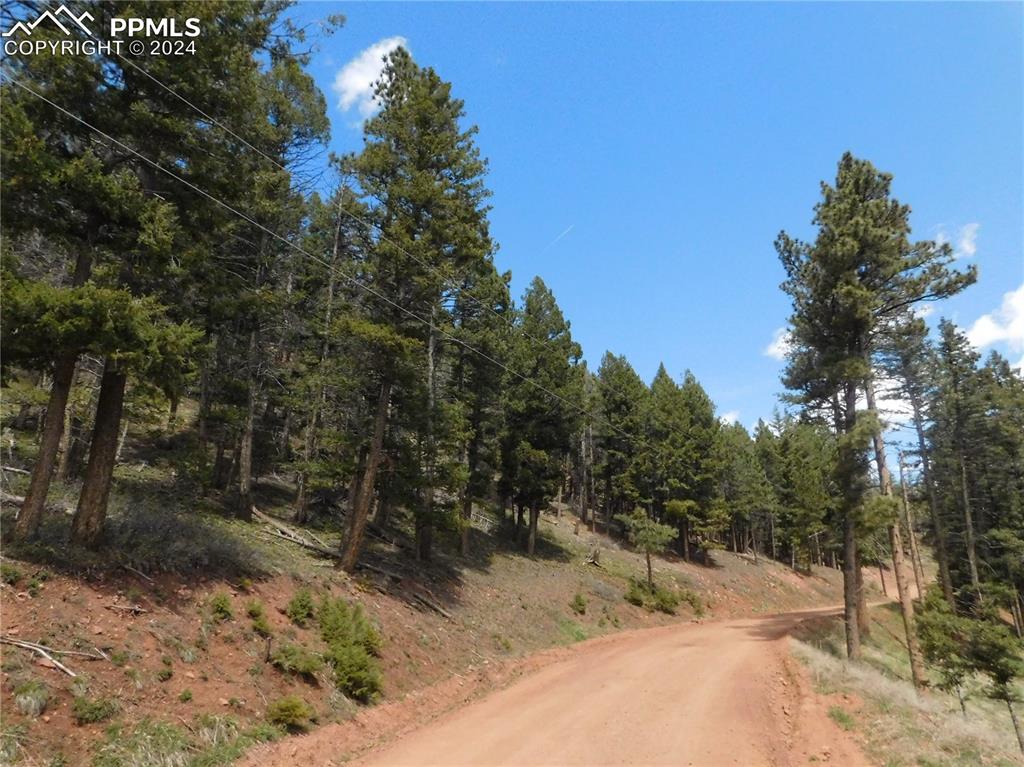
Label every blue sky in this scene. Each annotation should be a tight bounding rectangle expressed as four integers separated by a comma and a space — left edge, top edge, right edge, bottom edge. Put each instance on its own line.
293, 2, 1023, 430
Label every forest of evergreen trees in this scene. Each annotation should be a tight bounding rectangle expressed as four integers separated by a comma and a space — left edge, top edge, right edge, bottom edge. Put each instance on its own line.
2, 0, 1022, 747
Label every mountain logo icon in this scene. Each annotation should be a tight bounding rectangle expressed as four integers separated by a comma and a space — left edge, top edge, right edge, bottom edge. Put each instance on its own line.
3, 5, 94, 37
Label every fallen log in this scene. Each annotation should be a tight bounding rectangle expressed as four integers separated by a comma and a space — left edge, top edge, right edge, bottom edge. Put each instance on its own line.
411, 592, 455, 622
0, 636, 80, 676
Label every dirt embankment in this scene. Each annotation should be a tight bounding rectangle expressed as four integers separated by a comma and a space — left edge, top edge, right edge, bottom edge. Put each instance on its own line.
1, 510, 868, 766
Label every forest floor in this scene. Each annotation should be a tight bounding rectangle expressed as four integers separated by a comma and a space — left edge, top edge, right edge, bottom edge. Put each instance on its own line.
0, 446, 866, 766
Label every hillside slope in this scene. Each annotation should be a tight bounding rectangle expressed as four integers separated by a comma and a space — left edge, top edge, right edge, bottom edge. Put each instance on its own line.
1, 492, 859, 766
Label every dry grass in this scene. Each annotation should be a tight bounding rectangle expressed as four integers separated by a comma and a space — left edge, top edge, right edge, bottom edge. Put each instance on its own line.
793, 636, 1023, 766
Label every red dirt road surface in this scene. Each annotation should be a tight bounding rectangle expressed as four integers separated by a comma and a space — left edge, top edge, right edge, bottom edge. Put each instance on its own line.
256, 606, 870, 767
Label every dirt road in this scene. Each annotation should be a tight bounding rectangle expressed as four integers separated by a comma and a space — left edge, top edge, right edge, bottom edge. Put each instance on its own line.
341, 606, 868, 767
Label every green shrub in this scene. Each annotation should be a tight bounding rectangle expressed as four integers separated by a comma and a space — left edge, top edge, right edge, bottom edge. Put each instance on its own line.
72, 695, 119, 725
624, 580, 646, 607
285, 588, 315, 627
247, 600, 272, 637
678, 587, 704, 616
557, 617, 587, 643
270, 643, 322, 682
323, 642, 382, 704
318, 597, 381, 656
265, 696, 315, 732
1, 563, 23, 586
569, 592, 587, 615
651, 586, 680, 614
209, 592, 233, 622
623, 579, 682, 614
14, 680, 49, 717
179, 689, 193, 703
317, 597, 383, 702
157, 667, 173, 682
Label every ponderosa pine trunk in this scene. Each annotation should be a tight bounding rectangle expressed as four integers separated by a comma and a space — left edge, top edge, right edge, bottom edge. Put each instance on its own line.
898, 453, 925, 597
236, 329, 260, 520
15, 251, 93, 540
958, 452, 982, 598
14, 354, 77, 541
293, 405, 318, 524
587, 423, 596, 533
294, 204, 341, 523
527, 503, 539, 555
909, 391, 955, 605
69, 361, 126, 548
646, 551, 653, 590
840, 382, 862, 660
339, 380, 392, 572
856, 552, 871, 638
864, 372, 925, 689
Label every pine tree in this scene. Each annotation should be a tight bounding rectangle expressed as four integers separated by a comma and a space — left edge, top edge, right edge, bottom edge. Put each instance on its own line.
776, 152, 974, 658
336, 47, 495, 568
499, 278, 582, 555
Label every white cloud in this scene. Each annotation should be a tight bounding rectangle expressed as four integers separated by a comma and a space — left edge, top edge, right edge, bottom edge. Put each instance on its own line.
912, 304, 934, 319
935, 223, 980, 260
957, 223, 979, 258
966, 282, 1024, 357
763, 328, 792, 361
332, 37, 408, 120
720, 410, 740, 426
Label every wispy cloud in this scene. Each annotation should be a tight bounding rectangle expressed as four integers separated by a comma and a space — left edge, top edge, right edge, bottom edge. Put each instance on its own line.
332, 37, 408, 121
957, 223, 979, 258
935, 223, 980, 260
966, 282, 1024, 366
720, 410, 740, 426
763, 328, 792, 361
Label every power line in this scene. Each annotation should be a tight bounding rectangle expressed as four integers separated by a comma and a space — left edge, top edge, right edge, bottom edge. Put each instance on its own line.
71, 26, 554, 352
3, 74, 644, 449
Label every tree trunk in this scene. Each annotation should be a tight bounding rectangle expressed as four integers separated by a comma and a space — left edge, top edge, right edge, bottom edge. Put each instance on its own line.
417, 309, 439, 563
237, 329, 259, 521
958, 452, 982, 598
416, 515, 433, 562
577, 431, 588, 526
460, 493, 473, 557
878, 563, 887, 596
339, 380, 392, 572
836, 382, 863, 659
681, 518, 690, 563
889, 521, 926, 689
527, 503, 539, 555
587, 423, 596, 533
646, 551, 653, 590
1007, 699, 1024, 755
844, 516, 862, 659
293, 405, 317, 524
898, 453, 925, 597
14, 355, 77, 540
70, 361, 126, 548
864, 372, 924, 688
910, 391, 955, 606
